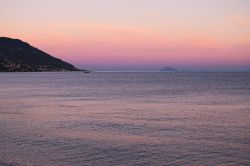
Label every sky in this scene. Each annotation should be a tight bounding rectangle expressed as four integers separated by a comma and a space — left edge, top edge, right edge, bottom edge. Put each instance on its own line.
1, 0, 250, 71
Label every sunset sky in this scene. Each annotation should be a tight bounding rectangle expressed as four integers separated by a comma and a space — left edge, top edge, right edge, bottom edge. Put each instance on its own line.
1, 0, 250, 71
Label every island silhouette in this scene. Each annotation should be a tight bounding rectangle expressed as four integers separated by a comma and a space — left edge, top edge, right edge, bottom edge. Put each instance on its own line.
160, 67, 178, 72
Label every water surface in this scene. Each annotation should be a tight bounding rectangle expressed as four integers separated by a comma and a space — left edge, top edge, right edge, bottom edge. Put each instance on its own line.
0, 72, 250, 165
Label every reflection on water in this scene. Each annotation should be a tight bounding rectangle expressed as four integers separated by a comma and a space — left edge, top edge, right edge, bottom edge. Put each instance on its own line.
0, 72, 250, 165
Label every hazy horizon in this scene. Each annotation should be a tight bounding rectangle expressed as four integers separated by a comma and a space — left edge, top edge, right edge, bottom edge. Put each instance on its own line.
75, 64, 250, 72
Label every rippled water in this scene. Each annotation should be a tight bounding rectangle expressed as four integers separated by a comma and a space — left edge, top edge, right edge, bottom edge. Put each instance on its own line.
0, 72, 250, 166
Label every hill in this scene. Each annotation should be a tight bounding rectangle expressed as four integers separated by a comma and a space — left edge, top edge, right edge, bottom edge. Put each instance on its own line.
0, 37, 79, 72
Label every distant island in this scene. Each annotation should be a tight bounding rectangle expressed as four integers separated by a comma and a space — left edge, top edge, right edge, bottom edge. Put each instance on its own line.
0, 37, 82, 72
160, 67, 178, 72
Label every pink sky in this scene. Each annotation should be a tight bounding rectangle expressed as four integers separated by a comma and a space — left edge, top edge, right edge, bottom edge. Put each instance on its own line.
1, 0, 250, 71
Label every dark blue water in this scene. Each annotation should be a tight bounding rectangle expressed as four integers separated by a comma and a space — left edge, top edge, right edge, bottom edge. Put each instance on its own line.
0, 72, 250, 166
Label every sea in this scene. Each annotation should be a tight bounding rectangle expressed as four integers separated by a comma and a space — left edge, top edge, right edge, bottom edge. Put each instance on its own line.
0, 72, 250, 166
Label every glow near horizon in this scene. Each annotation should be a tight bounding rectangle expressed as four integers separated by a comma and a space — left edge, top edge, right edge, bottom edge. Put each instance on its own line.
0, 0, 250, 71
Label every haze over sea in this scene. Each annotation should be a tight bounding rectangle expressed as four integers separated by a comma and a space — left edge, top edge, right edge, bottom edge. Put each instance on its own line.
0, 72, 250, 166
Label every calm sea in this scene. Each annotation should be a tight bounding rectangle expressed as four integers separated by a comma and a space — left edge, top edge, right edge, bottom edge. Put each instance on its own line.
0, 72, 250, 166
